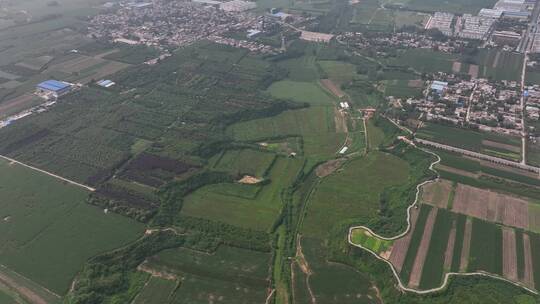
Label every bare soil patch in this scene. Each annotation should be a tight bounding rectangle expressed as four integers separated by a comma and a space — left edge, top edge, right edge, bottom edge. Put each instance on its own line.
315, 158, 346, 178
389, 207, 420, 273
334, 107, 348, 133
421, 179, 452, 208
452, 184, 529, 230
468, 64, 479, 79
408, 79, 424, 88
409, 207, 438, 288
502, 227, 518, 281
459, 217, 473, 272
320, 79, 345, 98
481, 140, 521, 153
452, 61, 462, 74
238, 175, 262, 184
522, 234, 535, 288
0, 270, 47, 304
443, 220, 457, 271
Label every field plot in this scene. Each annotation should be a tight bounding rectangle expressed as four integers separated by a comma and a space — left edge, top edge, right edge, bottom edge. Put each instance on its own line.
47, 54, 130, 84
468, 218, 503, 275
302, 151, 409, 237
401, 0, 496, 14
417, 123, 522, 161
473, 49, 523, 82
384, 79, 423, 98
318, 60, 357, 85
386, 49, 459, 74
421, 179, 454, 208
144, 245, 270, 303
451, 183, 529, 230
182, 156, 303, 230
267, 80, 335, 104
301, 237, 380, 304
227, 105, 345, 163
133, 277, 177, 304
388, 207, 421, 273
0, 94, 43, 119
211, 149, 275, 178
0, 158, 143, 295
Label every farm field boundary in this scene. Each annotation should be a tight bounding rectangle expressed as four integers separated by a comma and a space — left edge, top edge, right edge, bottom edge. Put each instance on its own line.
348, 144, 539, 295
0, 154, 95, 191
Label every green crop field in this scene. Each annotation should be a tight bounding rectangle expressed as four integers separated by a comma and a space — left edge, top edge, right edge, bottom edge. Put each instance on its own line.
318, 60, 357, 85
211, 148, 276, 178
468, 218, 503, 275
301, 237, 379, 303
133, 277, 177, 304
451, 214, 467, 272
473, 49, 523, 82
302, 151, 409, 237
267, 80, 335, 104
400, 0, 496, 14
147, 245, 270, 303
417, 123, 521, 160
350, 227, 393, 254
170, 274, 267, 304
530, 233, 540, 290
419, 208, 454, 289
0, 289, 16, 304
384, 79, 423, 98
147, 245, 270, 284
181, 156, 303, 230
0, 158, 144, 295
399, 204, 432, 284
387, 49, 459, 74
227, 105, 345, 163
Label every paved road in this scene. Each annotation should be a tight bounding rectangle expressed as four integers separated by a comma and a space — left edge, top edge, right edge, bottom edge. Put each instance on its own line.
415, 138, 540, 174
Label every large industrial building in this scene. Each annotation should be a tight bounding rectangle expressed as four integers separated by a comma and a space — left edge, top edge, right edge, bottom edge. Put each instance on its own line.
36, 80, 73, 98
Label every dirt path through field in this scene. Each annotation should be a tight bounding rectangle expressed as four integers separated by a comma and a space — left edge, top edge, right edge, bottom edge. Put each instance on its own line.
523, 234, 535, 288
409, 207, 438, 287
502, 227, 518, 281
389, 207, 420, 273
296, 236, 316, 304
0, 271, 48, 304
459, 217, 473, 272
443, 220, 457, 271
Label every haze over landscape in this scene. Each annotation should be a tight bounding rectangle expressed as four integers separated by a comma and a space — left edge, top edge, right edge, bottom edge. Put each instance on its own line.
1, 0, 540, 303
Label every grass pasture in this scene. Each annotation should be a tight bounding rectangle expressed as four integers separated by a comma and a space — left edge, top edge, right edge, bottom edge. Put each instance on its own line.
0, 158, 144, 295
267, 80, 335, 104
181, 156, 303, 230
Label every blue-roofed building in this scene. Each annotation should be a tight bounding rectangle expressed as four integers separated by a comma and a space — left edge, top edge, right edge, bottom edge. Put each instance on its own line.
431, 81, 448, 94
36, 80, 72, 97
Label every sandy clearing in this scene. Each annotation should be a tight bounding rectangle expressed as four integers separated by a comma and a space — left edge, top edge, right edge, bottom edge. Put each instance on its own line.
409, 207, 438, 288
320, 79, 345, 98
468, 64, 479, 79
315, 158, 346, 178
452, 184, 529, 230
452, 61, 462, 74
238, 175, 262, 184
443, 220, 457, 271
421, 179, 453, 208
334, 107, 348, 133
502, 227, 518, 281
390, 207, 420, 273
481, 140, 521, 153
459, 217, 473, 272
522, 234, 535, 288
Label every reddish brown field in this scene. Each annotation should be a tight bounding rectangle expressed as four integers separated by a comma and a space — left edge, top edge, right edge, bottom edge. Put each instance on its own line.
459, 217, 473, 272
443, 220, 457, 271
469, 64, 479, 78
452, 184, 528, 230
409, 207, 438, 288
522, 234, 535, 289
502, 227, 518, 281
389, 208, 420, 273
320, 79, 345, 98
421, 179, 453, 208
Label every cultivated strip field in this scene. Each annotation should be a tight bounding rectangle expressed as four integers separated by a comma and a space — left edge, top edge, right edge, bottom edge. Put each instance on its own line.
409, 208, 438, 288
389, 208, 420, 273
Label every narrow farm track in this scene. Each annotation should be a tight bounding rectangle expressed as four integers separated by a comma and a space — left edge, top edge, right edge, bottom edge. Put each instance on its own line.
0, 154, 95, 192
347, 137, 540, 295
